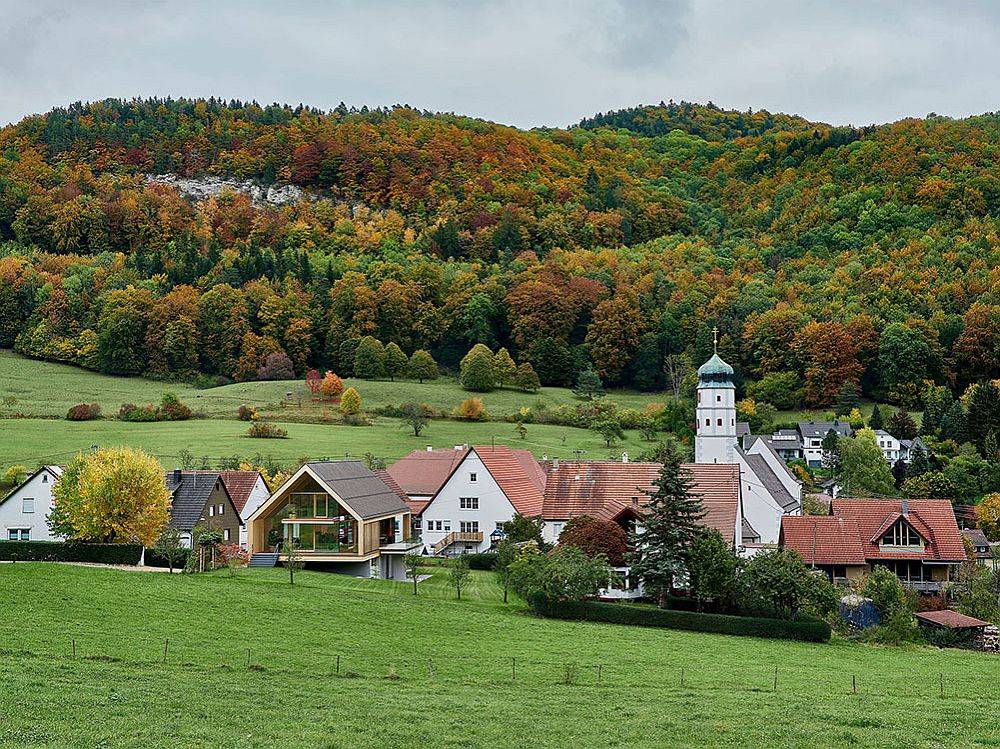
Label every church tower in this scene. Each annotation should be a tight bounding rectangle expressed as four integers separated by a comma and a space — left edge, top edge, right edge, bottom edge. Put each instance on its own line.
695, 330, 737, 464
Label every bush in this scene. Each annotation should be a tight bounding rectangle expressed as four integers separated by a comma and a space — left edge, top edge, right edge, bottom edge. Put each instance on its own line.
530, 596, 831, 643
237, 404, 257, 421
340, 387, 362, 415
247, 422, 288, 439
119, 393, 192, 422
145, 547, 193, 569
66, 403, 101, 421
463, 552, 498, 571
454, 397, 487, 421
459, 344, 496, 392
0, 540, 143, 565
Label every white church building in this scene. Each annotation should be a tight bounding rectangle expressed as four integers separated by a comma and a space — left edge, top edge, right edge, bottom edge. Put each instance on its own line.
695, 350, 801, 546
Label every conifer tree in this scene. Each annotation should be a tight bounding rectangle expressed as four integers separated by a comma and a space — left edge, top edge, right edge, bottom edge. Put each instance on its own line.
868, 403, 884, 431
383, 342, 408, 381
887, 408, 918, 441
494, 347, 517, 387
627, 444, 705, 607
573, 368, 605, 400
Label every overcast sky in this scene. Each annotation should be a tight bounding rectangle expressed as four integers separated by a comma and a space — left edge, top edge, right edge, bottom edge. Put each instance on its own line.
2, 0, 999, 129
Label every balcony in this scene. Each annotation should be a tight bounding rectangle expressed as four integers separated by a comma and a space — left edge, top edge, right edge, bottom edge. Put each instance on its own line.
431, 531, 484, 554
900, 580, 945, 592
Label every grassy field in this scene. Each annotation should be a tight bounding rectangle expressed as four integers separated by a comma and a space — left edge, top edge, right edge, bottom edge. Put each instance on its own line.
0, 564, 997, 749
0, 417, 650, 468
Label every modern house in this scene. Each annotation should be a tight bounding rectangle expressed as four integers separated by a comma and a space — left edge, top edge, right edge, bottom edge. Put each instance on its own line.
797, 421, 852, 466
0, 465, 63, 542
245, 460, 418, 579
165, 470, 244, 548
191, 469, 270, 547
780, 498, 966, 591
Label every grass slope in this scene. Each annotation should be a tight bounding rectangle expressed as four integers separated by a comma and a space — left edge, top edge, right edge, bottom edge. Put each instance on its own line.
0, 564, 997, 749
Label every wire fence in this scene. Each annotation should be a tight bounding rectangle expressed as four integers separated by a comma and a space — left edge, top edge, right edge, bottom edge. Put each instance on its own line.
0, 622, 995, 701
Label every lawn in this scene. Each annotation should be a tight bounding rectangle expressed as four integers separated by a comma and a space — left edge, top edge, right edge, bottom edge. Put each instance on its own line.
0, 564, 997, 749
0, 417, 650, 469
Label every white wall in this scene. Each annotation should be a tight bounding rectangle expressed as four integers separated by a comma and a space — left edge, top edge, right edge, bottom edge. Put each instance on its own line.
736, 453, 785, 545
746, 440, 802, 510
0, 469, 60, 542
420, 450, 515, 554
695, 384, 737, 464
239, 477, 272, 548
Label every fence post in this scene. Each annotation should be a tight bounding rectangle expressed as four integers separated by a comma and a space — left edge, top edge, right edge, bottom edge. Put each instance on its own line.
597, 663, 602, 684
72, 638, 76, 659
852, 674, 857, 694
163, 638, 169, 664
939, 673, 944, 697
246, 648, 251, 668
511, 657, 516, 681
336, 654, 341, 676
773, 666, 778, 692
680, 667, 685, 687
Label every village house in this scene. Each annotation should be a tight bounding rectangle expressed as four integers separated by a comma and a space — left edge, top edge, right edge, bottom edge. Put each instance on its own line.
779, 498, 966, 591
245, 460, 418, 579
962, 528, 996, 570
0, 466, 63, 542
190, 469, 270, 548
165, 470, 243, 548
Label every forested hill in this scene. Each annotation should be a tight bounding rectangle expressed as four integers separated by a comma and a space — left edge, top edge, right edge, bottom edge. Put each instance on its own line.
0, 97, 998, 410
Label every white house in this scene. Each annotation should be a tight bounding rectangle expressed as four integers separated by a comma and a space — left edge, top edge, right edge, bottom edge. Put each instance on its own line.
0, 466, 63, 542
873, 429, 903, 463
694, 350, 802, 546
388, 445, 545, 555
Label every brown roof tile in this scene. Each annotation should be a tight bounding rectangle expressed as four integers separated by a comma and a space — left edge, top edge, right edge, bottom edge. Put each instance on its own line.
189, 470, 263, 514
915, 609, 990, 629
780, 515, 867, 566
832, 499, 966, 562
474, 445, 546, 517
387, 448, 470, 497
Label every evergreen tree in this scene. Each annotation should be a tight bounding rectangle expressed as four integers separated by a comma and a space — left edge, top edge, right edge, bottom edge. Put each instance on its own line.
627, 445, 705, 607
494, 347, 517, 387
941, 400, 969, 443
887, 408, 918, 440
966, 382, 1000, 449
353, 336, 386, 379
407, 349, 438, 382
920, 385, 953, 436
383, 342, 408, 381
821, 429, 841, 473
573, 368, 605, 400
891, 458, 908, 488
459, 344, 496, 392
868, 403, 884, 431
907, 445, 931, 478
834, 381, 861, 416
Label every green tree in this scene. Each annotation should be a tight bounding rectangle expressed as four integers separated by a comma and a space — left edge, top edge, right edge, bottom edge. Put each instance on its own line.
834, 381, 861, 416
514, 362, 541, 392
154, 528, 187, 574
407, 349, 438, 382
494, 347, 517, 387
591, 417, 625, 448
573, 368, 605, 400
627, 445, 705, 606
383, 342, 408, 381
737, 549, 826, 620
687, 528, 737, 612
459, 344, 496, 392
868, 403, 885, 431
404, 553, 423, 595
353, 336, 386, 379
340, 387, 362, 415
878, 323, 930, 400
887, 408, 918, 441
509, 545, 610, 603
449, 554, 471, 600
501, 514, 545, 545
966, 382, 1000, 449
840, 428, 896, 497
821, 429, 842, 473
494, 539, 518, 604
941, 400, 968, 443
285, 537, 304, 585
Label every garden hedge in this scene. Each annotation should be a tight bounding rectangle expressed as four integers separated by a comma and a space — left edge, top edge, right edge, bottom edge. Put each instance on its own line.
463, 552, 498, 570
530, 595, 831, 643
0, 540, 143, 565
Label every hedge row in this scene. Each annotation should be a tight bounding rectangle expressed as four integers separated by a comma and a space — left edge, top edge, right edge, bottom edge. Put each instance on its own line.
462, 552, 498, 571
0, 540, 144, 565
144, 548, 192, 569
530, 595, 831, 643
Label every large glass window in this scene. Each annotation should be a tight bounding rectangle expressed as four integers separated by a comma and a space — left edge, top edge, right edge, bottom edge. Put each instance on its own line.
881, 521, 922, 547
286, 521, 356, 553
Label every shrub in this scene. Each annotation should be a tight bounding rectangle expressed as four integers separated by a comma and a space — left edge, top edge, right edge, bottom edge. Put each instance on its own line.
509, 545, 611, 602
246, 422, 288, 439
320, 371, 345, 401
463, 552, 498, 571
119, 393, 192, 422
514, 362, 541, 392
529, 596, 831, 643
0, 540, 143, 565
340, 387, 362, 415
145, 546, 192, 569
237, 404, 257, 421
557, 515, 628, 567
66, 403, 101, 421
454, 397, 487, 421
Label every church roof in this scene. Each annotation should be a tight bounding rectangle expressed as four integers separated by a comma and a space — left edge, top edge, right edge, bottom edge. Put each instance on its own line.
697, 353, 735, 387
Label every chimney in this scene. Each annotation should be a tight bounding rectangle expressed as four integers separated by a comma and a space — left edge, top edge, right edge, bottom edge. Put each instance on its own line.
454, 445, 463, 451
621, 451, 629, 464
172, 468, 182, 484
901, 499, 909, 516
553, 458, 560, 471
542, 453, 548, 461
631, 496, 639, 506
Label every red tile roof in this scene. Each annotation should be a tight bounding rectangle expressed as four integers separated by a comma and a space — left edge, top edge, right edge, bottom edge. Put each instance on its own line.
780, 516, 867, 566
915, 610, 990, 629
373, 469, 411, 506
540, 461, 741, 545
191, 470, 264, 513
832, 499, 966, 562
474, 445, 546, 517
386, 448, 470, 497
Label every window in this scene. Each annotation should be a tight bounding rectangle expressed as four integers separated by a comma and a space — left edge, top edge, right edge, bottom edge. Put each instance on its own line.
881, 521, 922, 547
716, 395, 721, 402
460, 521, 479, 534
208, 505, 215, 517
412, 517, 422, 530
22, 498, 34, 514
549, 522, 564, 537
8, 529, 18, 541
223, 529, 231, 542
42, 474, 48, 483
8, 529, 28, 541
218, 504, 224, 515
705, 418, 710, 426
459, 497, 479, 510
469, 472, 477, 482
716, 418, 722, 426
443, 521, 451, 531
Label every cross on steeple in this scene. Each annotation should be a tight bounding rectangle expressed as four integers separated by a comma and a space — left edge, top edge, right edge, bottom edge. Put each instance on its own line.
712, 325, 719, 354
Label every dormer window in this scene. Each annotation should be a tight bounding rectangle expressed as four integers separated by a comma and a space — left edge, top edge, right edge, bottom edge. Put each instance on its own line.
881, 520, 922, 547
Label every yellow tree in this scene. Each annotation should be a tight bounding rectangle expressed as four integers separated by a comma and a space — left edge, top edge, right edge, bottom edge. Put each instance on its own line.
50, 447, 171, 546
978, 494, 1000, 541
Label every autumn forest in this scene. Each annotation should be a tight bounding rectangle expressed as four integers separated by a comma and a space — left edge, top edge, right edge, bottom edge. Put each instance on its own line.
1, 98, 999, 408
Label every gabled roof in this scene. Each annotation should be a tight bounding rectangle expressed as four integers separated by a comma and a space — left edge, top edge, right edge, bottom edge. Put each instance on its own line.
540, 461, 741, 545
0, 465, 63, 507
387, 448, 471, 497
798, 421, 851, 439
166, 471, 238, 531
962, 528, 992, 558
307, 461, 410, 520
739, 449, 799, 512
190, 470, 265, 513
831, 499, 966, 562
780, 515, 867, 566
473, 445, 546, 517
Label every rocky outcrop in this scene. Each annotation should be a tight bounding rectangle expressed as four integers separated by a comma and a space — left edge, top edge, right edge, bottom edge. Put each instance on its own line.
145, 174, 311, 206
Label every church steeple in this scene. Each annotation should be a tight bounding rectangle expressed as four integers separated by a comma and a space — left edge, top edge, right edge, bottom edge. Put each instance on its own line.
695, 348, 736, 464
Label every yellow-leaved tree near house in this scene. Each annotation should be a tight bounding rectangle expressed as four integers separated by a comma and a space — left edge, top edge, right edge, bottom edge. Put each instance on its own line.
50, 447, 171, 546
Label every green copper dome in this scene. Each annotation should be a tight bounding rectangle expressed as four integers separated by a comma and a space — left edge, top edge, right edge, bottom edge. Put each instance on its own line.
697, 353, 735, 388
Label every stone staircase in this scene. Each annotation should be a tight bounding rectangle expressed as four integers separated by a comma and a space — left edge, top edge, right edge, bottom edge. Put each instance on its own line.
248, 552, 280, 568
